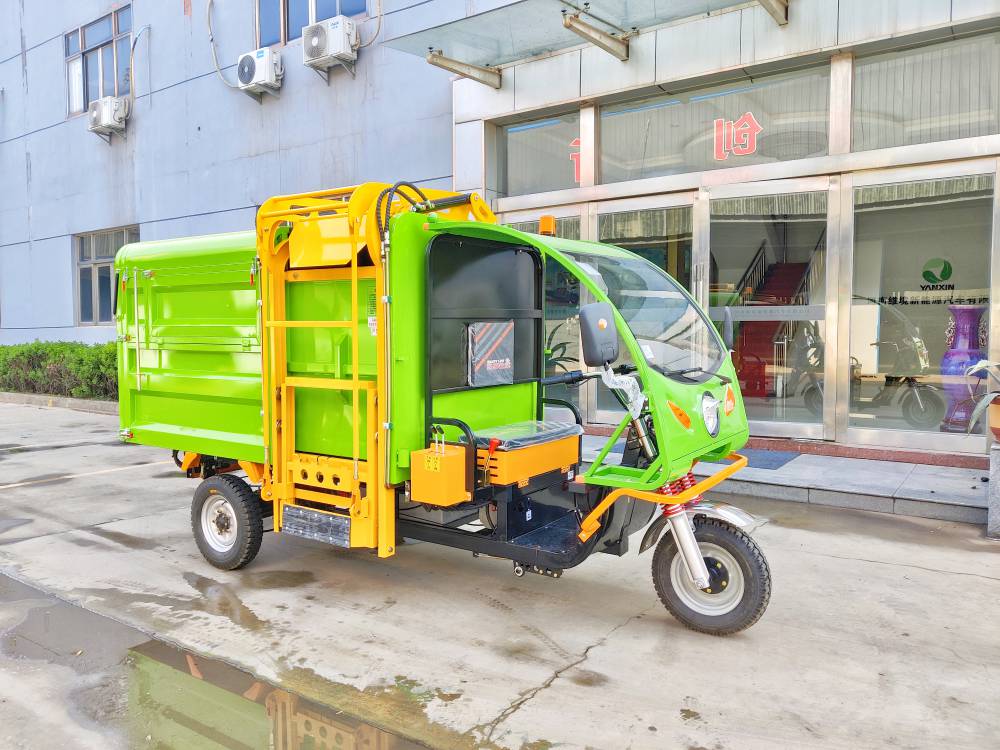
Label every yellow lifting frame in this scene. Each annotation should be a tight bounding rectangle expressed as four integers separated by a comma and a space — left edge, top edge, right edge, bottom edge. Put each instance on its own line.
253, 183, 495, 559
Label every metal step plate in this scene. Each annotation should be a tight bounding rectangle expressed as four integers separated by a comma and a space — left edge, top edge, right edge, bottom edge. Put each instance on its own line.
282, 505, 350, 548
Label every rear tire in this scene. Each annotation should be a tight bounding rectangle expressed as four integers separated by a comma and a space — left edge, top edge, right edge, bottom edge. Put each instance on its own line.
900, 386, 945, 430
191, 474, 263, 570
652, 517, 770, 636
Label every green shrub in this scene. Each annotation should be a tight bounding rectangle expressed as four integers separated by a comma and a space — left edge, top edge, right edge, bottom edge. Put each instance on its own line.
0, 342, 117, 400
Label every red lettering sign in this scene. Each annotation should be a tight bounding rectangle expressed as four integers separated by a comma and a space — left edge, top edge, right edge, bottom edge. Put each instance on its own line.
569, 137, 581, 183
713, 112, 763, 161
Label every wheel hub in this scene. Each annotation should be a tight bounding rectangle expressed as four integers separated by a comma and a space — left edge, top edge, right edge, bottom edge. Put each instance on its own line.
701, 556, 730, 594
201, 496, 238, 553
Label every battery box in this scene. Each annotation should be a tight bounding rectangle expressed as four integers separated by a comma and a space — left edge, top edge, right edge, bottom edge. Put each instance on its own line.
410, 444, 471, 506
476, 435, 579, 487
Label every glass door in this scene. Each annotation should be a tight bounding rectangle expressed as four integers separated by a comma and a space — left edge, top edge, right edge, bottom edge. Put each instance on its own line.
707, 179, 835, 439
839, 163, 998, 452
590, 193, 697, 423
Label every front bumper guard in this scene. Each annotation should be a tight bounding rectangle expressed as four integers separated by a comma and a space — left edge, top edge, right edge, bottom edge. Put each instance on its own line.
577, 453, 749, 543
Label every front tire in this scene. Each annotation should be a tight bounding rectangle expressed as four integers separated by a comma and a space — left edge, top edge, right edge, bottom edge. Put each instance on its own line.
191, 474, 263, 570
652, 517, 770, 636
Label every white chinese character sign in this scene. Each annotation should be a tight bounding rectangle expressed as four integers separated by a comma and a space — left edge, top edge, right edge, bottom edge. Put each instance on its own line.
713, 112, 763, 161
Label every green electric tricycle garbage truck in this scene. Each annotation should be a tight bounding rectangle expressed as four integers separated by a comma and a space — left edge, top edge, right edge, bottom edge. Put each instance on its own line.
116, 181, 771, 635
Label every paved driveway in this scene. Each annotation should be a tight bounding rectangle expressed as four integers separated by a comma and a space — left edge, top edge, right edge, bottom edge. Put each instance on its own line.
1, 402, 999, 749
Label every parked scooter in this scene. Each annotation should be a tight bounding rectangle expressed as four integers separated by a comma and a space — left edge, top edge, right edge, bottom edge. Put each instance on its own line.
790, 301, 944, 428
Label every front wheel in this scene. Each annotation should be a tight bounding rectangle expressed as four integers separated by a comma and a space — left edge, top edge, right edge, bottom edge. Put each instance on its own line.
652, 517, 771, 636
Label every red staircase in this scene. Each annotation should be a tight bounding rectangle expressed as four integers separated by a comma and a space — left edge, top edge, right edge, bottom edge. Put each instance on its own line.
737, 262, 808, 397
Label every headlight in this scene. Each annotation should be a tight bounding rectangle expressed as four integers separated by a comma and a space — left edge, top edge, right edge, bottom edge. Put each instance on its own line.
701, 392, 720, 437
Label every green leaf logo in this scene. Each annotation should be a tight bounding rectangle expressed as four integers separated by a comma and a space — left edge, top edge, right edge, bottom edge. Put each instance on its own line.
922, 258, 953, 284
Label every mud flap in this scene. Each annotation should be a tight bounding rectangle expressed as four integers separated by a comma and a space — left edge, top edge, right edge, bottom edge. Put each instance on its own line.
638, 515, 669, 555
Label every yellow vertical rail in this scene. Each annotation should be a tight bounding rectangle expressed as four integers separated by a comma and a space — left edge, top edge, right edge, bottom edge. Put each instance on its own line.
255, 183, 495, 559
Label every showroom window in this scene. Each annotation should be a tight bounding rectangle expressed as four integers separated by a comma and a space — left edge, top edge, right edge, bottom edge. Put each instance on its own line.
599, 66, 831, 183
258, 0, 366, 46
77, 227, 139, 325
853, 33, 1000, 152
65, 6, 132, 115
849, 175, 994, 434
499, 112, 581, 197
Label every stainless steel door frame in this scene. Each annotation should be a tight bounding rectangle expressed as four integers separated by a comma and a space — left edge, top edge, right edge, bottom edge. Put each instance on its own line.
838, 158, 999, 454
706, 176, 835, 441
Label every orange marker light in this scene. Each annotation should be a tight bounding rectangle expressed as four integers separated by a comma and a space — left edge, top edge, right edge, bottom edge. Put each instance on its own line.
668, 401, 691, 429
724, 385, 736, 416
539, 215, 557, 236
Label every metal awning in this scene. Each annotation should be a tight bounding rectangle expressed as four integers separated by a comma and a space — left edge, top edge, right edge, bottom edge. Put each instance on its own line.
386, 1, 782, 76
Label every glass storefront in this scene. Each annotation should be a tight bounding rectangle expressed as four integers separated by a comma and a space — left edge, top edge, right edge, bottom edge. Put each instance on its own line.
600, 66, 831, 182
499, 112, 580, 197
494, 30, 1000, 453
853, 33, 1000, 152
709, 193, 828, 426
849, 175, 994, 434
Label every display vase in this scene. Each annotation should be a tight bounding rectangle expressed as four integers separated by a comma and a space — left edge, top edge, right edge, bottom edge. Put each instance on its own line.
990, 398, 1000, 442
940, 304, 987, 432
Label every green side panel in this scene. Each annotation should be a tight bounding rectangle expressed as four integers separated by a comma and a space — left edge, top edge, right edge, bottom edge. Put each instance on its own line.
128, 651, 271, 749
433, 383, 537, 442
115, 231, 265, 462
286, 278, 377, 459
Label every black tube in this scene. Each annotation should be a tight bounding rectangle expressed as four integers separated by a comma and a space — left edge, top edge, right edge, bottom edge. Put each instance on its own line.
430, 416, 478, 496
413, 194, 474, 213
542, 397, 583, 426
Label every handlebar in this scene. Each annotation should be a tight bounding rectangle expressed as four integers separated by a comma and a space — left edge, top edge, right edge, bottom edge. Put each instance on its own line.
539, 364, 637, 387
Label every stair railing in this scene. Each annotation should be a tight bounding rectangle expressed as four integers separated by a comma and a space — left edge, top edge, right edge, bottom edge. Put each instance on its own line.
735, 241, 767, 306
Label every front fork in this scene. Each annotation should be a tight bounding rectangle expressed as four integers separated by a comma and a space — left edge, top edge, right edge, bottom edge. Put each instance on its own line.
664, 506, 711, 589
630, 414, 711, 590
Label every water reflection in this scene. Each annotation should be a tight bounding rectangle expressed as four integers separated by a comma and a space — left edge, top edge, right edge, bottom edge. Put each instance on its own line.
128, 640, 420, 750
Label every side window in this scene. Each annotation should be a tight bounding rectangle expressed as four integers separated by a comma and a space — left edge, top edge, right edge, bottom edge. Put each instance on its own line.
77, 227, 139, 325
65, 6, 131, 115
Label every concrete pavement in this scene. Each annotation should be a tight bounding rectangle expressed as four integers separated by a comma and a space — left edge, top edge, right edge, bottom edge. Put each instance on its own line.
1, 402, 999, 749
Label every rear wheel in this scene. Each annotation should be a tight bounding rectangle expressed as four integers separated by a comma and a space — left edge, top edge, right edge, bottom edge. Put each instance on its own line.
191, 474, 263, 570
652, 517, 770, 636
900, 386, 945, 430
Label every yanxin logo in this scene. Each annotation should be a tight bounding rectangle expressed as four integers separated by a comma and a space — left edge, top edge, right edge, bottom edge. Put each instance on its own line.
922, 258, 953, 285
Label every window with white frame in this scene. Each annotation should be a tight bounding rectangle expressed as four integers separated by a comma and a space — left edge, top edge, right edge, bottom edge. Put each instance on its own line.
258, 0, 367, 47
65, 6, 132, 116
76, 227, 138, 325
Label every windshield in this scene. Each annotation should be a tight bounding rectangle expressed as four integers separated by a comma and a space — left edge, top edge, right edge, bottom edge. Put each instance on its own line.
564, 250, 726, 379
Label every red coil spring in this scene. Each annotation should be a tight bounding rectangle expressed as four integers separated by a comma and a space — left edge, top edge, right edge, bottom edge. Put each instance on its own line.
657, 471, 697, 496
656, 471, 701, 515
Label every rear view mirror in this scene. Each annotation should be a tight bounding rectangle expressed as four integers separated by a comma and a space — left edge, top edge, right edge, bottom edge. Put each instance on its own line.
723, 306, 735, 351
579, 302, 619, 367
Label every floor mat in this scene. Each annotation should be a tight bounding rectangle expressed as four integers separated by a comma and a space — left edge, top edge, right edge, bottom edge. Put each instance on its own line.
742, 448, 800, 470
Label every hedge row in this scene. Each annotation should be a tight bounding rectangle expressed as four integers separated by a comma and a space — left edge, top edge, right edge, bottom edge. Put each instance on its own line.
0, 342, 117, 401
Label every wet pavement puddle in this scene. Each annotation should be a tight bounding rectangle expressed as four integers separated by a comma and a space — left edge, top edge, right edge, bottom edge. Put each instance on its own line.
0, 574, 422, 749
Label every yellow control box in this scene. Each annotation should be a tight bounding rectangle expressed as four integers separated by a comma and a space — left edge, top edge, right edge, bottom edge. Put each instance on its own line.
409, 444, 471, 506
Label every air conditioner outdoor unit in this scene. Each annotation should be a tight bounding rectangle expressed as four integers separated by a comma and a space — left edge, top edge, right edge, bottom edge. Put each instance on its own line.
88, 95, 130, 135
237, 47, 283, 94
302, 16, 358, 70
